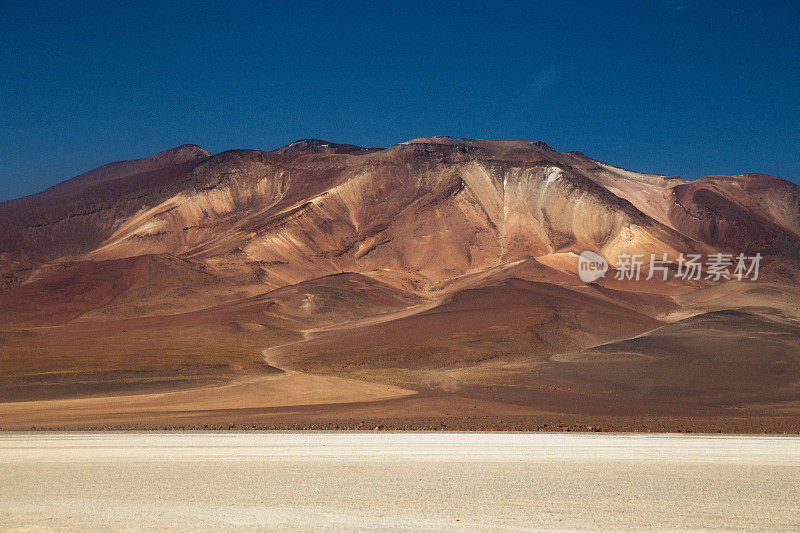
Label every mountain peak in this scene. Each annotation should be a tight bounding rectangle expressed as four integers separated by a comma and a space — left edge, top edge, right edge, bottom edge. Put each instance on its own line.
273, 139, 382, 155
148, 144, 212, 162
400, 137, 557, 153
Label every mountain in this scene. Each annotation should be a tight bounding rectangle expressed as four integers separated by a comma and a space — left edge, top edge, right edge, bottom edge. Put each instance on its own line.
0, 137, 798, 431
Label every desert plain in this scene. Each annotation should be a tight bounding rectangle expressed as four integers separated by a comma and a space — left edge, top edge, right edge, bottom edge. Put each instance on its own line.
1, 432, 799, 531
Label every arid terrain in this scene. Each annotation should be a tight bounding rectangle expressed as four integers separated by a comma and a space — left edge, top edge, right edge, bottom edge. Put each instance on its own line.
0, 137, 798, 431
2, 433, 798, 531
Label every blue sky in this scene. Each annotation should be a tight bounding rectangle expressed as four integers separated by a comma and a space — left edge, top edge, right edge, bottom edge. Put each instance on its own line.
1, 0, 799, 200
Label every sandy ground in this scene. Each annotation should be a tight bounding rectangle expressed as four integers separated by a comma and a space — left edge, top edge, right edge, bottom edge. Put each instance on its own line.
0, 433, 798, 531
0, 374, 415, 428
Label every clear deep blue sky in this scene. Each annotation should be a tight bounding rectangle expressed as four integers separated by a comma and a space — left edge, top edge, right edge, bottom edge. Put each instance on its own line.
1, 0, 799, 201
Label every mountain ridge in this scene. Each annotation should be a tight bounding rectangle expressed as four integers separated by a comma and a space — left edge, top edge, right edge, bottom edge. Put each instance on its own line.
2, 137, 799, 291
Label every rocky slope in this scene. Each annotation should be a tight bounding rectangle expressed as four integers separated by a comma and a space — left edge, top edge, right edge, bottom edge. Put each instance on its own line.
3, 137, 798, 292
